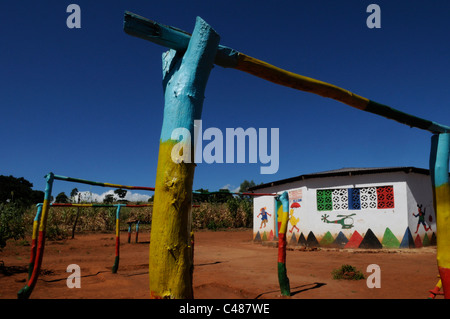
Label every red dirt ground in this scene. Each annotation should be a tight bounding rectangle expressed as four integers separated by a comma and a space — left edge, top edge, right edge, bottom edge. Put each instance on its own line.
0, 229, 443, 299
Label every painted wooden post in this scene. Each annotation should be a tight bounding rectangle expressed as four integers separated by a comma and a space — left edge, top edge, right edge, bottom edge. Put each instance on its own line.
148, 17, 220, 299
277, 191, 290, 296
71, 206, 80, 239
128, 223, 132, 243
430, 133, 450, 298
26, 204, 43, 280
135, 221, 140, 243
18, 172, 54, 299
112, 204, 123, 273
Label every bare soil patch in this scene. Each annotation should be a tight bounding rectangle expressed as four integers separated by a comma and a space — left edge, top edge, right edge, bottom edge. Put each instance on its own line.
0, 229, 441, 299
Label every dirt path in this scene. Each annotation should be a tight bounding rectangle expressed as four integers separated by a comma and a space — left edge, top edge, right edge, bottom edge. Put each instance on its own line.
0, 229, 442, 299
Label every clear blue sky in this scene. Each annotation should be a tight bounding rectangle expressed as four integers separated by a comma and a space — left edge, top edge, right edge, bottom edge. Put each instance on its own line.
1, 0, 450, 200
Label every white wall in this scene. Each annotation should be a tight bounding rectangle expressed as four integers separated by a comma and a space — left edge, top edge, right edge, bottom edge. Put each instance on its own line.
405, 173, 436, 245
252, 171, 428, 247
253, 196, 276, 241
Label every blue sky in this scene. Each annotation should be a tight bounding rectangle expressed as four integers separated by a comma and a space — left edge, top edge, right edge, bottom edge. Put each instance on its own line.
1, 0, 450, 201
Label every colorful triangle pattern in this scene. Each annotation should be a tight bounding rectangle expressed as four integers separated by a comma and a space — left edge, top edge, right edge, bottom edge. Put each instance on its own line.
400, 227, 415, 248
254, 227, 437, 249
381, 227, 400, 248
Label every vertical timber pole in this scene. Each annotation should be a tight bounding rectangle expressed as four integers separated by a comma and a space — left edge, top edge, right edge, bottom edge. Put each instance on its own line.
26, 204, 43, 280
112, 204, 122, 273
277, 191, 290, 296
149, 17, 220, 299
430, 133, 450, 298
135, 221, 140, 243
18, 172, 54, 299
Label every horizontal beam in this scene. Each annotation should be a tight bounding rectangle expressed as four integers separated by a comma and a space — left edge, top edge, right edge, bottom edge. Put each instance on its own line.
123, 11, 450, 134
50, 203, 202, 208
53, 174, 156, 191
50, 203, 153, 208
193, 190, 277, 197
123, 11, 239, 68
52, 173, 276, 197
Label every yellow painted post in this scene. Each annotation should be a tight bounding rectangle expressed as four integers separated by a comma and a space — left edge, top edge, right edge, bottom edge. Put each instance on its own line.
148, 17, 220, 299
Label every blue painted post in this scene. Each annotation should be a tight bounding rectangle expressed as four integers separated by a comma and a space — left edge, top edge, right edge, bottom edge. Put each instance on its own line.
430, 133, 450, 298
127, 223, 132, 243
135, 220, 140, 243
149, 17, 220, 299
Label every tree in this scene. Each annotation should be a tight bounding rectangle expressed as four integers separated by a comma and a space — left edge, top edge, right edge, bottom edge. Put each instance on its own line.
0, 175, 41, 206
0, 203, 26, 250
55, 192, 69, 203
193, 188, 209, 203
103, 194, 114, 204
209, 189, 233, 203
239, 180, 256, 193
70, 188, 79, 203
114, 189, 127, 200
30, 190, 45, 204
70, 187, 81, 240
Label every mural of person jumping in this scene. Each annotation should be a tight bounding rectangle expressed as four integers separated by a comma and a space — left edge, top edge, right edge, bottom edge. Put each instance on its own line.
257, 207, 272, 229
289, 209, 300, 233
413, 204, 432, 233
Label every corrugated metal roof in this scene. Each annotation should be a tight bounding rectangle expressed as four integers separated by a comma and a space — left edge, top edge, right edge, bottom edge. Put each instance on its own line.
248, 166, 430, 191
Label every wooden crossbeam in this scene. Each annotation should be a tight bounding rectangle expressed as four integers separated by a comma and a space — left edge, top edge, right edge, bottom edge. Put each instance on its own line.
124, 11, 450, 134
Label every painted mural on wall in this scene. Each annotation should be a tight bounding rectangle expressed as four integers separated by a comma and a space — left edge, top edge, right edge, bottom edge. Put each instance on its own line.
289, 189, 302, 204
413, 204, 432, 233
257, 207, 272, 229
253, 195, 276, 242
289, 207, 300, 233
254, 183, 437, 249
316, 185, 397, 233
321, 213, 356, 229
288, 189, 302, 234
317, 186, 395, 212
309, 184, 434, 248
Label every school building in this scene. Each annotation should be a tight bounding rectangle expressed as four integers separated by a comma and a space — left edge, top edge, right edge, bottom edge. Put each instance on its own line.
250, 167, 437, 249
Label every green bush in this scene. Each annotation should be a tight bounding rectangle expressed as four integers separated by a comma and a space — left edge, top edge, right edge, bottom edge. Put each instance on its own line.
332, 264, 365, 280
3, 197, 250, 247
192, 199, 253, 230
0, 203, 26, 250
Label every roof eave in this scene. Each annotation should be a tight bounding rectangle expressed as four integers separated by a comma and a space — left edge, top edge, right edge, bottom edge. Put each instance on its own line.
248, 166, 430, 191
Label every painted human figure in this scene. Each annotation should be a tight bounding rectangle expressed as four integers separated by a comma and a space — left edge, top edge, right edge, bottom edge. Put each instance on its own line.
413, 204, 432, 233
289, 209, 300, 233
257, 207, 271, 229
